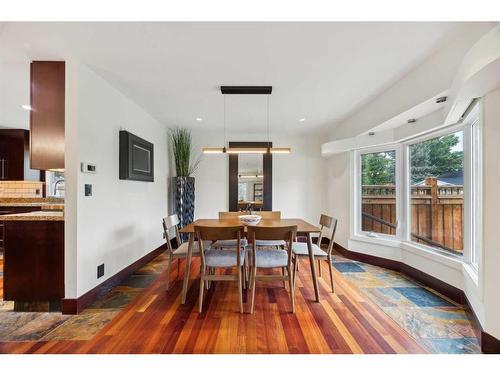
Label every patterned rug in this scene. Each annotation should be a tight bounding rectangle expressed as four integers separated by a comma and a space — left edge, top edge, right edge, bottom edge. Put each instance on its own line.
332, 254, 480, 354
0, 253, 169, 342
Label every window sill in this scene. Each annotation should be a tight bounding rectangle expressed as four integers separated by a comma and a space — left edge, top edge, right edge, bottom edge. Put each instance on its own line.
400, 241, 463, 271
462, 262, 479, 287
350, 233, 401, 248
349, 233, 464, 271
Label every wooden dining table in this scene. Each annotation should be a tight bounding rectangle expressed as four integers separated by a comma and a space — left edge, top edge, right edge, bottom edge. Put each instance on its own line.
178, 218, 322, 304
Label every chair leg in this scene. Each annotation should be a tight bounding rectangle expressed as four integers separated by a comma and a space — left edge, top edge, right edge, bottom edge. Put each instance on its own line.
166, 254, 173, 290
238, 265, 244, 313
250, 266, 257, 314
328, 255, 335, 293
318, 259, 322, 277
281, 267, 287, 288
293, 256, 299, 290
198, 266, 206, 313
242, 264, 247, 290
287, 265, 295, 313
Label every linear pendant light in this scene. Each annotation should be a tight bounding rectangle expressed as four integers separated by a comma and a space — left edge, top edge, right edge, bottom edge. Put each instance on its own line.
202, 86, 291, 154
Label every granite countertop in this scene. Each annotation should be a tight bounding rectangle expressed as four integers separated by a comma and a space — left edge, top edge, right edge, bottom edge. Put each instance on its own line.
0, 197, 64, 208
0, 211, 64, 221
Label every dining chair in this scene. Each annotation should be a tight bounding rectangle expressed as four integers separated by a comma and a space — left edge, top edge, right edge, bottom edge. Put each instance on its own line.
195, 225, 246, 313
247, 225, 297, 313
211, 212, 249, 249
292, 214, 338, 293
250, 211, 286, 248
162, 214, 212, 290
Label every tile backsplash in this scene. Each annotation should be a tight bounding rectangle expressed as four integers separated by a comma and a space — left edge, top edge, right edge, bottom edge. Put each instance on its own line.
0, 181, 44, 198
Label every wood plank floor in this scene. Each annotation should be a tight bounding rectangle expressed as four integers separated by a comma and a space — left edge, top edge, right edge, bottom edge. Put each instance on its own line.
0, 257, 427, 354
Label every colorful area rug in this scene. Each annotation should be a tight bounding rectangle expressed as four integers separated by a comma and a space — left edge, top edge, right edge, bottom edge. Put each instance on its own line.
332, 254, 480, 354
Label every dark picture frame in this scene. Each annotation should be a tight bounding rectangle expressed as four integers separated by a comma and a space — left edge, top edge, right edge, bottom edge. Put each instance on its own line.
119, 130, 154, 182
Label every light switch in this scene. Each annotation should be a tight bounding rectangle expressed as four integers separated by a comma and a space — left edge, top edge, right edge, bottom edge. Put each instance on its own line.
84, 184, 92, 197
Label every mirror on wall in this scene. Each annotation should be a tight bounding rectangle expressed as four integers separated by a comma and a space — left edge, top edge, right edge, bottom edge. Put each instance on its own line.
237, 153, 263, 211
228, 142, 272, 211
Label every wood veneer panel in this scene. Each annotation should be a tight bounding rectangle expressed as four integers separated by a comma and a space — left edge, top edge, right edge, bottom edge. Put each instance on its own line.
3, 220, 64, 301
30, 61, 65, 171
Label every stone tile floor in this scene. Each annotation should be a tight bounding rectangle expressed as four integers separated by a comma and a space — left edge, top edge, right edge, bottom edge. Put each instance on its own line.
332, 255, 481, 354
0, 252, 169, 342
0, 250, 481, 353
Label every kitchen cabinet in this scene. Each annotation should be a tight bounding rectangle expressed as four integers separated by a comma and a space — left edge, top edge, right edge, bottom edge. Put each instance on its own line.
2, 219, 64, 302
30, 61, 65, 171
0, 129, 29, 180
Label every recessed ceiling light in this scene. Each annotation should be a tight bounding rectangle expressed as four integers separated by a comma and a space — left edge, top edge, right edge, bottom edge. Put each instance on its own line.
21, 104, 31, 111
299, 118, 306, 122
436, 96, 447, 104
196, 117, 203, 122
407, 118, 417, 124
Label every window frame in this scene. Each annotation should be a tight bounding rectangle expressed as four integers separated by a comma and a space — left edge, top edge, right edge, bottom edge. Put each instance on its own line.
351, 110, 481, 269
402, 123, 466, 259
353, 144, 402, 241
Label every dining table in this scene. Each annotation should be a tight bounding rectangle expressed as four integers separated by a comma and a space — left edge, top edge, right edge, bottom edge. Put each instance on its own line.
178, 218, 322, 304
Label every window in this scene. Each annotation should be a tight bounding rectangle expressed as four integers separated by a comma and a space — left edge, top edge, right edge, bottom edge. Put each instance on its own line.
360, 150, 397, 236
408, 130, 464, 257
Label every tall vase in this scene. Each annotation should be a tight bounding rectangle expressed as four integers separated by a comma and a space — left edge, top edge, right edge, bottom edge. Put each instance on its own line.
172, 176, 195, 240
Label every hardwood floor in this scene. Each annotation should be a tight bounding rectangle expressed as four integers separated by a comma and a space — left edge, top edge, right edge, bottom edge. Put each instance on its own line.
0, 257, 426, 354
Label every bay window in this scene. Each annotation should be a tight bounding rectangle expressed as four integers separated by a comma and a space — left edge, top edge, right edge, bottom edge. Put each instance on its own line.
353, 102, 481, 268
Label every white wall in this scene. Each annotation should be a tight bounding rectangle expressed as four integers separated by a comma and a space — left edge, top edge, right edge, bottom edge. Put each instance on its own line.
482, 88, 500, 339
184, 131, 326, 225
65, 63, 168, 298
325, 152, 350, 247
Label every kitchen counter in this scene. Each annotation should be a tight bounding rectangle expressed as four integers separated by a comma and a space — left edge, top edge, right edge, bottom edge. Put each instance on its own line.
0, 197, 64, 207
0, 210, 64, 221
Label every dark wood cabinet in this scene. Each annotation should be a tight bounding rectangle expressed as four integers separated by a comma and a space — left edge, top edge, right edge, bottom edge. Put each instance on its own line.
0, 130, 28, 180
0, 129, 41, 181
2, 220, 64, 301
30, 61, 65, 171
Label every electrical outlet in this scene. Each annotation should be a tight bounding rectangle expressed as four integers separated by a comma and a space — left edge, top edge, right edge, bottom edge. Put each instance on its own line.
97, 264, 104, 279
85, 184, 92, 196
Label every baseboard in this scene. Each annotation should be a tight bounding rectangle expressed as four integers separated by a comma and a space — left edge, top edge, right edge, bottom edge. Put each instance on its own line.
61, 242, 168, 315
481, 331, 500, 354
331, 241, 500, 353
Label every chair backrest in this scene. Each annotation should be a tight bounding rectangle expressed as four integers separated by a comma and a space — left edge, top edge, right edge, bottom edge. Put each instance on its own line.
252, 211, 281, 219
247, 225, 296, 241
219, 211, 242, 219
195, 225, 246, 266
326, 217, 338, 255
316, 214, 338, 255
247, 225, 297, 267
319, 214, 333, 228
163, 214, 181, 252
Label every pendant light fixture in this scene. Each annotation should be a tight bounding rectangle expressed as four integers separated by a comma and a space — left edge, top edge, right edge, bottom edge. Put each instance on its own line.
202, 86, 291, 154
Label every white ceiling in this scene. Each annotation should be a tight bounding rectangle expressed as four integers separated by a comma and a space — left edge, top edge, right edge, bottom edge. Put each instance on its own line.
0, 22, 472, 134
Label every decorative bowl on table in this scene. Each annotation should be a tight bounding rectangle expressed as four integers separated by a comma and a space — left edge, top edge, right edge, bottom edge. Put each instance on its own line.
238, 214, 262, 226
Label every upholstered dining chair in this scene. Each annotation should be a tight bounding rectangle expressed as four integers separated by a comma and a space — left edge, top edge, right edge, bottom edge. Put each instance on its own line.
292, 214, 338, 293
162, 214, 212, 290
195, 225, 246, 313
211, 212, 249, 249
250, 211, 286, 248
247, 225, 297, 314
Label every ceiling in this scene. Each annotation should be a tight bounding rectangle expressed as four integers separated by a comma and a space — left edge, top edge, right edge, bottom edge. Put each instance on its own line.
0, 22, 472, 134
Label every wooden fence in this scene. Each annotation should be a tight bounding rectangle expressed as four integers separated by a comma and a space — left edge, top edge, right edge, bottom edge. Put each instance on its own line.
362, 177, 463, 254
